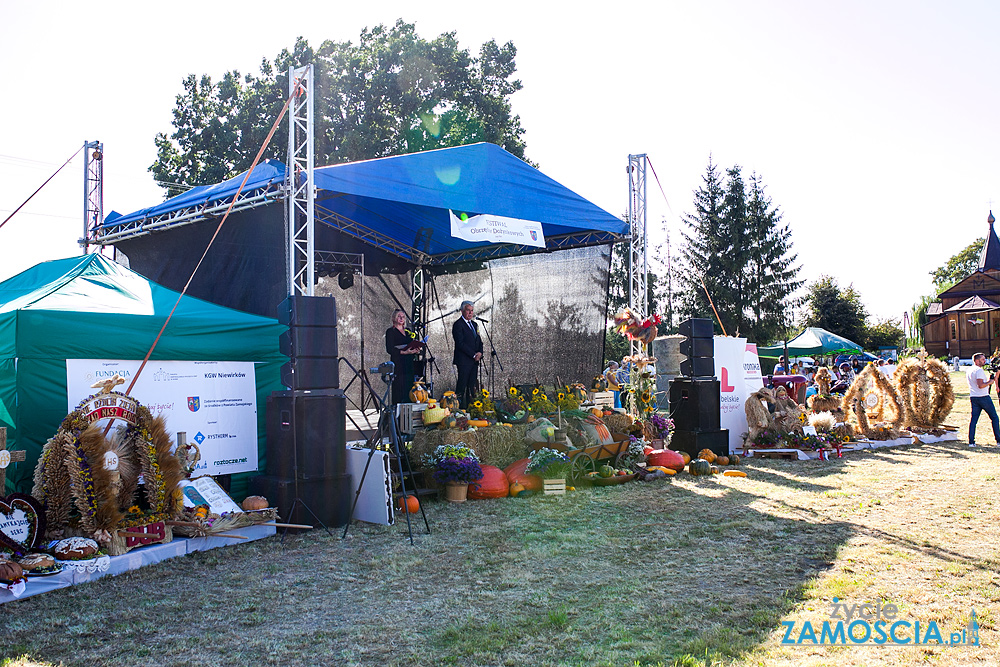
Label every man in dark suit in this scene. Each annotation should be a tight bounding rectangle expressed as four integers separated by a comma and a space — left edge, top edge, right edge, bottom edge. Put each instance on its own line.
452, 300, 483, 408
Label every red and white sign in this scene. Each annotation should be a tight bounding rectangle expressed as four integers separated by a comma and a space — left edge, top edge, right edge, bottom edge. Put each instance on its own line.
713, 337, 764, 453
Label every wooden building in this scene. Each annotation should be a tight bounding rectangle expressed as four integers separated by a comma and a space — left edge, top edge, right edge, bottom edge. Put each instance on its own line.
924, 211, 1000, 358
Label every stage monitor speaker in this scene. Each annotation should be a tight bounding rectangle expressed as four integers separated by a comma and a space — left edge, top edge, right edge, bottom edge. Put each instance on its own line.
669, 378, 721, 432
248, 473, 353, 528
680, 337, 714, 358
679, 318, 714, 339
670, 429, 730, 459
265, 389, 346, 479
280, 357, 340, 390
278, 295, 337, 328
680, 357, 716, 377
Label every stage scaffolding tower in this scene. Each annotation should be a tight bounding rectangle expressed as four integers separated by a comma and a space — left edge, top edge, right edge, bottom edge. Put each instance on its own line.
627, 154, 648, 356
286, 64, 316, 296
82, 140, 103, 255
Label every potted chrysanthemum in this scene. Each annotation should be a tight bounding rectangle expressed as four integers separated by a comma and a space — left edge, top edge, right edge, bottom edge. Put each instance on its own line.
425, 444, 484, 503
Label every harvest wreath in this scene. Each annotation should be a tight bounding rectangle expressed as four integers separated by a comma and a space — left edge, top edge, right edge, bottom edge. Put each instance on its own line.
32, 391, 183, 554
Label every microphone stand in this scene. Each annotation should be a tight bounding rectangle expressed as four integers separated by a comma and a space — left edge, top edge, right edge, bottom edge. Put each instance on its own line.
478, 319, 503, 399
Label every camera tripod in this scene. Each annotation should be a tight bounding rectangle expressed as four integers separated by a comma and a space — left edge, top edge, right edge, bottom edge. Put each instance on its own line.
342, 360, 430, 545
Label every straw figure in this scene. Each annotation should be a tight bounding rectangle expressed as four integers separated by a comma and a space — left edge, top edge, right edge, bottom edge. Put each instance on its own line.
893, 351, 955, 430
807, 367, 840, 413
842, 363, 904, 439
772, 385, 806, 434
744, 387, 776, 445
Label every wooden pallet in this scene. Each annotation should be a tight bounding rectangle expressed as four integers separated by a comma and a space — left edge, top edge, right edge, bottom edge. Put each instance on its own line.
751, 450, 800, 460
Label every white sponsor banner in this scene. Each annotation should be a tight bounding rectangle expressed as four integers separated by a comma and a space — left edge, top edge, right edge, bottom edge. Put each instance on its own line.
713, 337, 764, 453
449, 210, 546, 248
66, 360, 259, 476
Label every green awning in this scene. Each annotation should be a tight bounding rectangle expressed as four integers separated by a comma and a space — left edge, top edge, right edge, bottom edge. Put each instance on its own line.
757, 327, 862, 359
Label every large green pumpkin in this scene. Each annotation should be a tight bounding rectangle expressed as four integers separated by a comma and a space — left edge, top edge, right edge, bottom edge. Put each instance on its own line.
599, 464, 615, 478
688, 458, 712, 476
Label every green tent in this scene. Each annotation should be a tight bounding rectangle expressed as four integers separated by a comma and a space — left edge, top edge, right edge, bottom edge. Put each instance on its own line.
756, 327, 862, 359
0, 254, 286, 496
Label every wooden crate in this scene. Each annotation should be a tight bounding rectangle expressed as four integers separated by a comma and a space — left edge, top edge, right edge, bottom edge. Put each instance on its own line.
589, 391, 615, 409
543, 479, 566, 495
396, 403, 425, 435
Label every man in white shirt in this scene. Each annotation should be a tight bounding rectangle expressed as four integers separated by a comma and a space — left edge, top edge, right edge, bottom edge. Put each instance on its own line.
966, 353, 999, 447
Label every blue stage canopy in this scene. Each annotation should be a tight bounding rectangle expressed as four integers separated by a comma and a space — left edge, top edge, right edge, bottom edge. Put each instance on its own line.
101, 143, 625, 266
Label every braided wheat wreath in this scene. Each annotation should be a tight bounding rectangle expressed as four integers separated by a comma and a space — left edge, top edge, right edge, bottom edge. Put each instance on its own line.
32, 391, 183, 541
892, 354, 954, 430
841, 363, 904, 440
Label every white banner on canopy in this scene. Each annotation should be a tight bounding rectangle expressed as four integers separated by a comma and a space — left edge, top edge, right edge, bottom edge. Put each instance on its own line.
449, 210, 546, 248
66, 359, 259, 476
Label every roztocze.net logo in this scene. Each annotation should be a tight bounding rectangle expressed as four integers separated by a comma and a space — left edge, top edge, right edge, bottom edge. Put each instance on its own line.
781, 599, 979, 647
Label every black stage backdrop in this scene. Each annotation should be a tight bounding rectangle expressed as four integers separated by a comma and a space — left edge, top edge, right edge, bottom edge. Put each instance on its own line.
116, 203, 612, 406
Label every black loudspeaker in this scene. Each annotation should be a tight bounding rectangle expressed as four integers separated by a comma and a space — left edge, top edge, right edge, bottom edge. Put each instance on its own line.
669, 378, 721, 432
278, 295, 337, 327
280, 358, 340, 391
680, 357, 716, 377
248, 473, 353, 528
679, 318, 713, 339
265, 389, 346, 479
670, 429, 730, 459
679, 317, 715, 378
278, 295, 339, 390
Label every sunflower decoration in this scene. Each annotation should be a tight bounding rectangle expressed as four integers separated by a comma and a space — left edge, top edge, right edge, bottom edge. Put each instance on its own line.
528, 390, 557, 415
495, 388, 526, 420
623, 354, 658, 419
468, 392, 495, 420
557, 392, 565, 401
508, 386, 519, 397
556, 391, 581, 412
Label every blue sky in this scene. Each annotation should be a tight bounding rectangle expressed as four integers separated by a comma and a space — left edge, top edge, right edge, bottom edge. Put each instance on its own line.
2, 1, 997, 332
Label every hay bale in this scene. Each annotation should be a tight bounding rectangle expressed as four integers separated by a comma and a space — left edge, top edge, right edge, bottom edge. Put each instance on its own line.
408, 424, 530, 470
603, 412, 633, 434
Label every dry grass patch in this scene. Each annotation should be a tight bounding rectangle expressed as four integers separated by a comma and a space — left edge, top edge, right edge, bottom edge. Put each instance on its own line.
2, 371, 999, 666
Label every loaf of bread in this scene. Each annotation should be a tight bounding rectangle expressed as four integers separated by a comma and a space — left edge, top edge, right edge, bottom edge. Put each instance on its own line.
19, 553, 57, 573
0, 560, 24, 584
54, 537, 99, 561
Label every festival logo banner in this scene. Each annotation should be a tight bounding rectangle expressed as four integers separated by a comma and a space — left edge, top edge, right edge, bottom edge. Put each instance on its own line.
449, 210, 546, 248
713, 338, 765, 453
66, 360, 258, 476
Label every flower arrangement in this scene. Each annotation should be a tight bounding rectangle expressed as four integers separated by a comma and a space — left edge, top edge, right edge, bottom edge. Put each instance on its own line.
494, 386, 527, 421
648, 414, 674, 440
747, 427, 782, 448
468, 389, 496, 420
424, 444, 484, 484
782, 430, 841, 451
622, 354, 658, 420
526, 447, 570, 479
555, 390, 581, 412
527, 388, 557, 415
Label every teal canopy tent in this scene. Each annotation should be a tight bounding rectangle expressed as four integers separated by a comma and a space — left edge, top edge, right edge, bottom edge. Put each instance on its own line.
0, 254, 286, 496
757, 327, 863, 359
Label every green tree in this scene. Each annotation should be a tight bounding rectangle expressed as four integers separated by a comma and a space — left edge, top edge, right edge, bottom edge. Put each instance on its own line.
675, 159, 801, 343
151, 21, 528, 194
930, 237, 984, 291
865, 318, 905, 350
802, 275, 868, 347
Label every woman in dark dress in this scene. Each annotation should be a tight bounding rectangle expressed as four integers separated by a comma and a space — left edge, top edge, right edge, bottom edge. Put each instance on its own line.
385, 309, 420, 405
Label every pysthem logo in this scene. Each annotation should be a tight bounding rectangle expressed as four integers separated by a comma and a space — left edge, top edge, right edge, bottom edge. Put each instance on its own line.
530, 230, 538, 241
187, 396, 200, 412
781, 599, 979, 647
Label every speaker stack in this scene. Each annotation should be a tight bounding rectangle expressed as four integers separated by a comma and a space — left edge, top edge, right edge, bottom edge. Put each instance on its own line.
670, 318, 729, 458
249, 295, 352, 528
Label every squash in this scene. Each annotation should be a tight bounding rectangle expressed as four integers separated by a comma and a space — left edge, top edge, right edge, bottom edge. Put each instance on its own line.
591, 375, 608, 391
723, 470, 747, 477
397, 494, 420, 513
441, 391, 460, 412
646, 466, 677, 476
715, 455, 729, 466
241, 495, 269, 511
710, 465, 720, 474
468, 465, 509, 499
679, 451, 691, 465
509, 481, 526, 496
647, 449, 685, 472
468, 419, 490, 428
728, 454, 741, 465
409, 379, 429, 403
688, 458, 712, 476
698, 449, 717, 463
504, 458, 543, 492
439, 414, 458, 430
599, 464, 616, 478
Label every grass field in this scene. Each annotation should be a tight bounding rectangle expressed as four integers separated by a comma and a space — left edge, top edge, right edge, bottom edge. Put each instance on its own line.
2, 371, 999, 666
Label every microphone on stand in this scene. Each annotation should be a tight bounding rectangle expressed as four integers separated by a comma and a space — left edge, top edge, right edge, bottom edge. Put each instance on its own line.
476, 317, 489, 323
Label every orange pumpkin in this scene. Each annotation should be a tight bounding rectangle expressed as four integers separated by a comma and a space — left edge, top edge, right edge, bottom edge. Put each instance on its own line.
509, 481, 526, 496
679, 451, 692, 465
468, 465, 510, 499
698, 449, 717, 463
397, 494, 420, 514
716, 456, 730, 466
503, 458, 543, 492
